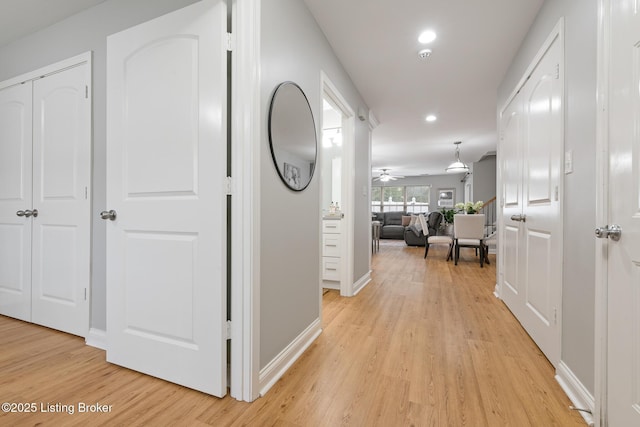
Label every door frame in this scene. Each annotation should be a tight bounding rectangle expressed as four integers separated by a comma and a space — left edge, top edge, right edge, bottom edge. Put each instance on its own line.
230, 0, 261, 402
320, 71, 356, 297
594, 0, 611, 425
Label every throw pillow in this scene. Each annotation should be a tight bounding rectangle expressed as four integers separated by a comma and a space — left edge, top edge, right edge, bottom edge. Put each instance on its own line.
409, 215, 419, 226
401, 215, 411, 226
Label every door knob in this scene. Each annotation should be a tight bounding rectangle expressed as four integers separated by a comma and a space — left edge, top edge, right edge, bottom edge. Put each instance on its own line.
595, 224, 621, 241
100, 210, 117, 221
16, 210, 25, 217
510, 214, 526, 222
23, 209, 37, 218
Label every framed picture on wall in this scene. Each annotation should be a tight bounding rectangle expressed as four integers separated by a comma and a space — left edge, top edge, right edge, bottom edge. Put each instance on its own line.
437, 188, 455, 207
283, 162, 301, 189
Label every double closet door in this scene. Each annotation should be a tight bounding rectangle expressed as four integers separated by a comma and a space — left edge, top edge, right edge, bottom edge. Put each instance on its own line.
0, 61, 91, 337
499, 27, 563, 367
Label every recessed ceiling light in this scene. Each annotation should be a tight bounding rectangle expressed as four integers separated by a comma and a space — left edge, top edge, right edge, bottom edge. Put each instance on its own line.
426, 115, 437, 122
418, 30, 437, 44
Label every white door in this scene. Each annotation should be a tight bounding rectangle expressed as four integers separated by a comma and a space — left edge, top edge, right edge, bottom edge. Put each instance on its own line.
604, 1, 640, 424
30, 64, 91, 337
106, 0, 228, 397
499, 32, 563, 366
0, 84, 33, 322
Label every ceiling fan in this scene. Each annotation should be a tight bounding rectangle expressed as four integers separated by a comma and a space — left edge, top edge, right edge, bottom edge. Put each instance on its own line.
373, 169, 405, 182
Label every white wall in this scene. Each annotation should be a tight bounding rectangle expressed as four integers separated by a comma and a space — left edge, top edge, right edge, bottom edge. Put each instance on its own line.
260, 0, 371, 368
497, 0, 597, 393
0, 0, 203, 331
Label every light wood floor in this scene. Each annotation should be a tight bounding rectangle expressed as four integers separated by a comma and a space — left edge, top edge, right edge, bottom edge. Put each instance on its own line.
0, 241, 585, 426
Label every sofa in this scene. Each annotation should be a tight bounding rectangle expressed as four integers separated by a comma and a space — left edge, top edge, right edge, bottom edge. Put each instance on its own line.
372, 211, 406, 239
372, 211, 444, 246
404, 211, 444, 246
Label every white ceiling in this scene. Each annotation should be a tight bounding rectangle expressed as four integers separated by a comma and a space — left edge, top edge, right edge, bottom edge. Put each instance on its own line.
0, 0, 543, 179
304, 0, 544, 178
0, 0, 106, 48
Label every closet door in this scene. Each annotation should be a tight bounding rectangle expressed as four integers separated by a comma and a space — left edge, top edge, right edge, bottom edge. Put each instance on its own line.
499, 32, 563, 367
31, 63, 91, 337
0, 84, 33, 322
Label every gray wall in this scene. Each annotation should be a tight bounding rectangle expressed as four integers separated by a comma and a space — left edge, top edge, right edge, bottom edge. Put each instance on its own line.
260, 0, 370, 368
0, 0, 202, 331
497, 0, 597, 393
472, 155, 497, 204
373, 174, 466, 208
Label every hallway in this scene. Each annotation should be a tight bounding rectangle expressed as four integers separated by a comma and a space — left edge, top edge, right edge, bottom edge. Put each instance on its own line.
0, 242, 585, 426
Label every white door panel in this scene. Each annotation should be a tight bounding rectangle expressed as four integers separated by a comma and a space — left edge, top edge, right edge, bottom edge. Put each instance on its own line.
606, 1, 640, 424
106, 0, 227, 397
500, 31, 562, 366
0, 84, 32, 321
31, 63, 91, 337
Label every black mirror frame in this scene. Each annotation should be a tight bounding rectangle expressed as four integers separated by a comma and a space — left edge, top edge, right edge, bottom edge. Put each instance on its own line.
267, 81, 318, 192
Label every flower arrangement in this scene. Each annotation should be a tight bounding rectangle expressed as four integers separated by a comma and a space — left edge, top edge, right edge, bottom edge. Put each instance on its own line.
455, 201, 484, 214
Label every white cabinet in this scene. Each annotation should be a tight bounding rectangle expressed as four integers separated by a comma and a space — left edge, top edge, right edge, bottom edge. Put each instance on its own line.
322, 219, 342, 285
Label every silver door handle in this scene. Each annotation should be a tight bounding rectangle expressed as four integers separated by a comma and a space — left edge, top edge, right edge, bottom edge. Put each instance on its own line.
595, 224, 621, 241
510, 214, 526, 222
23, 209, 38, 218
16, 210, 25, 217
100, 210, 117, 221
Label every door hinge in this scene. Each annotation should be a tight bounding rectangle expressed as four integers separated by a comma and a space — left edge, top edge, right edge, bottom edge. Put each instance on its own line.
555, 63, 560, 79
554, 185, 559, 201
84, 288, 87, 301
226, 32, 234, 52
85, 186, 88, 200
553, 307, 557, 325
85, 85, 89, 99
226, 320, 232, 340
225, 176, 233, 196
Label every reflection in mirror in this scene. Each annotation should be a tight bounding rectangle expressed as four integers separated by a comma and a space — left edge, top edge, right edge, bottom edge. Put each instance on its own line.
268, 82, 317, 191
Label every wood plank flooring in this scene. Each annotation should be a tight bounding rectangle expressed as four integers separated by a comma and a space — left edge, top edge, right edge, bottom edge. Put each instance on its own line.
0, 241, 585, 426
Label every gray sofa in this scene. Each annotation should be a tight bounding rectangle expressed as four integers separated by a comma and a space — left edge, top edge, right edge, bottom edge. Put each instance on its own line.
372, 211, 406, 239
404, 211, 444, 246
372, 211, 443, 246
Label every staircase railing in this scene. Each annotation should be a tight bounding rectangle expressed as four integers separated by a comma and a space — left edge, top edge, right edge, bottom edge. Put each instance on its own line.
480, 196, 497, 238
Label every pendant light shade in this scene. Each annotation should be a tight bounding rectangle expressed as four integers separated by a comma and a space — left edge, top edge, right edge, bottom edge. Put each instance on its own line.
445, 141, 469, 173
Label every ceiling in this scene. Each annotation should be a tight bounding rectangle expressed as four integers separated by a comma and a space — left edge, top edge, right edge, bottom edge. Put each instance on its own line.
0, 0, 106, 48
304, 0, 544, 178
0, 0, 543, 179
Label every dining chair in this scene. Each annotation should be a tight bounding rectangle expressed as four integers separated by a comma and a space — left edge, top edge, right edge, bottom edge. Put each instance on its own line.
453, 214, 486, 267
419, 212, 453, 261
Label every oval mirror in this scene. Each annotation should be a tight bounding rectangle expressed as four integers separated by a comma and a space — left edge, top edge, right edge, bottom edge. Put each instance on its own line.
268, 82, 317, 191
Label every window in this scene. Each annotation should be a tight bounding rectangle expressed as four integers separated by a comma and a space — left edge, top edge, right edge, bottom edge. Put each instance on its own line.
372, 185, 431, 213
406, 186, 430, 213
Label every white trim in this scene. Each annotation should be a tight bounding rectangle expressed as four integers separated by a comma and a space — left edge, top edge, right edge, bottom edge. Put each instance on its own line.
0, 52, 92, 91
556, 361, 596, 427
352, 271, 372, 296
85, 328, 107, 350
594, 0, 610, 425
320, 71, 356, 297
258, 318, 322, 397
230, 0, 261, 402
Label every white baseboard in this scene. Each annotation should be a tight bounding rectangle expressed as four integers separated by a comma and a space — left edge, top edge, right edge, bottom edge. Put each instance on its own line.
555, 361, 595, 427
85, 328, 107, 350
258, 318, 321, 397
493, 283, 501, 299
352, 270, 372, 296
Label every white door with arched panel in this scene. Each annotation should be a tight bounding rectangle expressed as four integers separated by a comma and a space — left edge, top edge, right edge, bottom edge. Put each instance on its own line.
499, 25, 563, 367
106, 0, 228, 396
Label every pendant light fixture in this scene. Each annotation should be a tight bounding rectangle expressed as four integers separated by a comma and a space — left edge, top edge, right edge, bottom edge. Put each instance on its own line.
445, 141, 469, 173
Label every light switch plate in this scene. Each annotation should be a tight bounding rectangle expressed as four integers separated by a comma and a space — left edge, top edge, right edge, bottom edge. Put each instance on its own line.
564, 150, 573, 174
